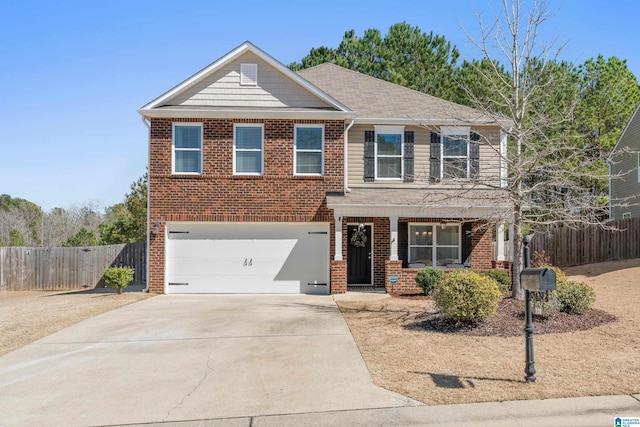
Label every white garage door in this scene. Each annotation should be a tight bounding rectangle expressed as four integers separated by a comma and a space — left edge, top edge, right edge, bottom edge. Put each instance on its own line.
166, 222, 329, 294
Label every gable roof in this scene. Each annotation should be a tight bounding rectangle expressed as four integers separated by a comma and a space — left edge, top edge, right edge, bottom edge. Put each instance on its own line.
298, 63, 499, 125
609, 103, 640, 159
139, 42, 354, 120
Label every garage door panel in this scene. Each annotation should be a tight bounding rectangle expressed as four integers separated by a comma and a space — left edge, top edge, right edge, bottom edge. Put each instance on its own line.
166, 223, 329, 294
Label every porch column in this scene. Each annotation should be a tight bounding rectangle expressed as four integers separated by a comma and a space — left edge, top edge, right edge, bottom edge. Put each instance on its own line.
390, 216, 398, 261
509, 222, 515, 261
334, 213, 343, 261
497, 221, 506, 261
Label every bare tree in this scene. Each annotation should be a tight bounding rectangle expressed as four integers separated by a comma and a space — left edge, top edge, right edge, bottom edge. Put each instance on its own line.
459, 0, 611, 298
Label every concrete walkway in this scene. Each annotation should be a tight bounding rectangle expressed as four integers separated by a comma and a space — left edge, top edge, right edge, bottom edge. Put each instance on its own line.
1, 294, 638, 426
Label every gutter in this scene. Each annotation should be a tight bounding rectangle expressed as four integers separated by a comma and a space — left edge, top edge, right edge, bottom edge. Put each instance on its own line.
606, 158, 612, 220
141, 116, 151, 293
344, 118, 355, 193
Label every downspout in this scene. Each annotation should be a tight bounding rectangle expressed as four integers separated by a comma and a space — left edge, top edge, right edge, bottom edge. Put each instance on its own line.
141, 116, 151, 292
606, 158, 612, 220
344, 118, 355, 193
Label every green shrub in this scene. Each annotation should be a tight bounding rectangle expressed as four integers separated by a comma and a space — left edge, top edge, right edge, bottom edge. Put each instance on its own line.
415, 267, 445, 295
556, 280, 595, 314
103, 266, 135, 294
483, 270, 511, 293
433, 270, 503, 323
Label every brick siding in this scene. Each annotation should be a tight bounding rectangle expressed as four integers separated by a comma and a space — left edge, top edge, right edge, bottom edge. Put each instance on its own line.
148, 118, 344, 293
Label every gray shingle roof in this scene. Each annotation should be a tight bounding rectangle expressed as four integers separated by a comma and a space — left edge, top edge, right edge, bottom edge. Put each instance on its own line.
298, 63, 497, 124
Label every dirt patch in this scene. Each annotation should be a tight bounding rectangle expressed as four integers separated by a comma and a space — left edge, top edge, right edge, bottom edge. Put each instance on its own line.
337, 259, 640, 405
0, 289, 152, 356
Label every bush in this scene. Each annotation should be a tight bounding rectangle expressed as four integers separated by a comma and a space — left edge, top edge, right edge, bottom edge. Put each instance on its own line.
415, 267, 445, 295
433, 270, 503, 323
103, 267, 135, 294
483, 270, 511, 293
556, 280, 595, 314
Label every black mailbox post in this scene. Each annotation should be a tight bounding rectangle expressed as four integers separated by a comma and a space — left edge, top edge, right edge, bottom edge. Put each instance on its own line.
520, 236, 557, 383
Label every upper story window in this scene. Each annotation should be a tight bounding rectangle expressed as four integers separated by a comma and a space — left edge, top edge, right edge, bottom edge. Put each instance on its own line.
430, 127, 479, 182
234, 124, 263, 175
294, 125, 324, 175
442, 127, 470, 179
408, 223, 461, 267
240, 63, 258, 86
375, 126, 404, 179
173, 123, 202, 174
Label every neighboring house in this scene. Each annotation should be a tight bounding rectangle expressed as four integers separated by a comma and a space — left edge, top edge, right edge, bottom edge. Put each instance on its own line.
609, 104, 640, 219
138, 41, 512, 295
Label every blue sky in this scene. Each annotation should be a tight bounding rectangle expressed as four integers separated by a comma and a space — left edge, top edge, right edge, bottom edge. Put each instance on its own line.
1, 0, 638, 211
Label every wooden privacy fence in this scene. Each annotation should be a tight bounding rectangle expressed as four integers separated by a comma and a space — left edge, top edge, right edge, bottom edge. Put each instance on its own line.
529, 218, 640, 267
0, 242, 146, 291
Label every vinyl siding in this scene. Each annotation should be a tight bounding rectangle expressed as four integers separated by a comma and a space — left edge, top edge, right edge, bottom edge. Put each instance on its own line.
610, 110, 640, 218
347, 124, 502, 188
166, 52, 332, 109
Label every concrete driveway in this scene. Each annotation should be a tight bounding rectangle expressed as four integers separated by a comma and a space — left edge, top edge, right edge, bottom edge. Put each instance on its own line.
0, 295, 417, 426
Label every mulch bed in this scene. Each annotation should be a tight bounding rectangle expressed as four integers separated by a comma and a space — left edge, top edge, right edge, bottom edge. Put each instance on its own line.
403, 296, 617, 337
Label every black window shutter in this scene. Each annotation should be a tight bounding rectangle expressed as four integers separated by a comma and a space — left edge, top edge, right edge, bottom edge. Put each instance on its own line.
470, 131, 480, 179
462, 222, 473, 266
430, 131, 441, 182
364, 130, 375, 182
403, 131, 414, 183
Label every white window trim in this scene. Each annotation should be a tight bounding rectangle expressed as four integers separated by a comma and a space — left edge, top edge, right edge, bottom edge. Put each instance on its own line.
441, 126, 471, 180
374, 125, 404, 180
294, 124, 324, 176
233, 123, 264, 176
240, 63, 258, 86
408, 223, 461, 267
172, 123, 203, 175
623, 212, 632, 219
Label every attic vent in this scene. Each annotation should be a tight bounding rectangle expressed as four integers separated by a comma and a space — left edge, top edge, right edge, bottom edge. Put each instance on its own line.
240, 63, 258, 86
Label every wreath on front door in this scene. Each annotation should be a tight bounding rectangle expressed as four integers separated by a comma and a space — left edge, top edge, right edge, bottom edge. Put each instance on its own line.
350, 225, 368, 248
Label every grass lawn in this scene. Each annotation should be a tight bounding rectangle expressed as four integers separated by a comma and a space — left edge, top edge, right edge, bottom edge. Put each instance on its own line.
336, 258, 640, 404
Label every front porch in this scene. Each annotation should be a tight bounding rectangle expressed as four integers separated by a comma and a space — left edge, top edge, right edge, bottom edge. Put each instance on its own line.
326, 188, 514, 295
328, 215, 513, 295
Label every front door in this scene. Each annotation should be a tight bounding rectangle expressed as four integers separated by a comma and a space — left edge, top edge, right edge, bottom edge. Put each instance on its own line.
347, 224, 372, 285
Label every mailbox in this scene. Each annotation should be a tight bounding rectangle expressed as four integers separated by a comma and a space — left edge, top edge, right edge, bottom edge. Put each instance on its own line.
520, 267, 557, 291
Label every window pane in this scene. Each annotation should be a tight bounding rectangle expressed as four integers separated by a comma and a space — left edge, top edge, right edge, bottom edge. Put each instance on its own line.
438, 226, 459, 245
377, 157, 401, 178
175, 126, 201, 149
410, 247, 432, 265
443, 158, 468, 178
236, 151, 262, 173
443, 137, 467, 156
436, 247, 459, 266
410, 225, 433, 245
296, 152, 322, 174
377, 134, 402, 155
236, 127, 262, 149
296, 127, 322, 150
175, 150, 201, 173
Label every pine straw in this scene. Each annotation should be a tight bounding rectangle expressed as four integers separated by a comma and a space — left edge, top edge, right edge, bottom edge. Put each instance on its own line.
336, 259, 640, 405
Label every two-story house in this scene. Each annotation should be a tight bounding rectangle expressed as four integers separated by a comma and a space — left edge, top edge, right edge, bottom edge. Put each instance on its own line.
138, 41, 512, 295
609, 104, 640, 219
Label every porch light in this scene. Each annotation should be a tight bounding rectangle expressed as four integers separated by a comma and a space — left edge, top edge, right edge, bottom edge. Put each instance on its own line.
440, 221, 446, 230
152, 222, 160, 234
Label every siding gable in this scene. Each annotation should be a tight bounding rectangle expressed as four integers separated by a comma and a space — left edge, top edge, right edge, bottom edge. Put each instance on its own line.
165, 51, 334, 109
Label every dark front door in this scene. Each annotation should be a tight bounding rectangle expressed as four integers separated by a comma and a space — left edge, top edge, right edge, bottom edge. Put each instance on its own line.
347, 225, 372, 285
